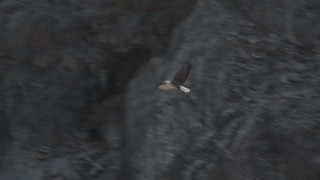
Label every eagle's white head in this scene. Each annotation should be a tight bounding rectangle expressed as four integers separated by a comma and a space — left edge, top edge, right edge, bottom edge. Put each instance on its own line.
158, 80, 176, 91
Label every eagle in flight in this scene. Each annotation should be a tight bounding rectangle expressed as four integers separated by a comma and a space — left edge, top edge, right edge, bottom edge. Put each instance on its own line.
158, 62, 192, 93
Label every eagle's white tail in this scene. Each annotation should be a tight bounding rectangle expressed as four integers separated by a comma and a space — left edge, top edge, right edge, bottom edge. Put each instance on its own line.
179, 85, 190, 93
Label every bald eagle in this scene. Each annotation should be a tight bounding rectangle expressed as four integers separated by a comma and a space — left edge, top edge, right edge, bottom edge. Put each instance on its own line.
158, 62, 191, 93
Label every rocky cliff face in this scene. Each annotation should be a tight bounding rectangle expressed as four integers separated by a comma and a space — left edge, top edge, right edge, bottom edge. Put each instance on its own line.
1, 0, 320, 179
0, 0, 195, 179
125, 0, 320, 179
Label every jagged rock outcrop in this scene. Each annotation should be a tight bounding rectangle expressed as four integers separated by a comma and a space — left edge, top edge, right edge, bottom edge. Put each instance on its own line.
125, 0, 320, 179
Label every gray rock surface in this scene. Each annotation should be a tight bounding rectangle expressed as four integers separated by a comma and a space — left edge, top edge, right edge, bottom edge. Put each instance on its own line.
0, 0, 320, 179
0, 0, 195, 179
125, 0, 320, 179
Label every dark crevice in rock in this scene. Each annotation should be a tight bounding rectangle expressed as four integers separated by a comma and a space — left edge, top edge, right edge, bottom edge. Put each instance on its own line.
105, 45, 152, 97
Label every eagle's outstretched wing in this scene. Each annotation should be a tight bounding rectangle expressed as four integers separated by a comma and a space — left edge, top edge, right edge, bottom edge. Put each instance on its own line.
172, 62, 191, 85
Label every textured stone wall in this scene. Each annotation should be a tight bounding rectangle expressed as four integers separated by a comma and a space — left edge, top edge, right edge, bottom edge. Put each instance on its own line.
0, 0, 319, 179
125, 0, 320, 179
0, 0, 195, 179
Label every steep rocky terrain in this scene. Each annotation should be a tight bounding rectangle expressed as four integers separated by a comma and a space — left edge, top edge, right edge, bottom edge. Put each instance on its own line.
1, 0, 320, 180
0, 0, 195, 179
125, 0, 320, 179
